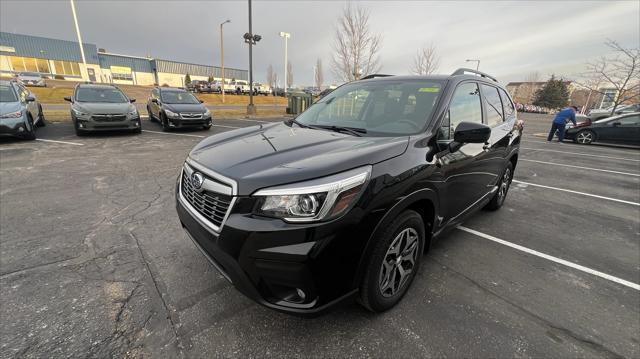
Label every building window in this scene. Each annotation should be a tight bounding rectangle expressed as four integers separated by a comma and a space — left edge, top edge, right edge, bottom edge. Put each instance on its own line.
10, 56, 25, 72
52, 59, 81, 76
35, 58, 50, 73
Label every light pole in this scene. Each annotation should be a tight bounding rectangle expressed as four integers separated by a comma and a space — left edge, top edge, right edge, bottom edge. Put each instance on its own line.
279, 32, 290, 95
220, 19, 230, 103
466, 59, 480, 71
69, 0, 88, 80
244, 0, 261, 115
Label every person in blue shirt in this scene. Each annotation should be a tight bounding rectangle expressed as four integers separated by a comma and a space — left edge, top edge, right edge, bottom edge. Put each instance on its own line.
547, 106, 578, 142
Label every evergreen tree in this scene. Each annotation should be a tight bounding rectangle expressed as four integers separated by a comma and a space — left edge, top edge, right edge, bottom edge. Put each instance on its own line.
532, 75, 569, 109
184, 73, 191, 85
208, 76, 214, 83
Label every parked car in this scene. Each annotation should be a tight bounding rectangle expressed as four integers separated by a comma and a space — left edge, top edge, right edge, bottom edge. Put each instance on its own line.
65, 84, 140, 136
211, 80, 235, 94
230, 80, 250, 95
588, 104, 640, 121
187, 80, 214, 93
0, 80, 45, 140
16, 72, 46, 87
176, 69, 521, 315
147, 87, 211, 132
565, 112, 640, 145
316, 88, 334, 100
253, 82, 271, 96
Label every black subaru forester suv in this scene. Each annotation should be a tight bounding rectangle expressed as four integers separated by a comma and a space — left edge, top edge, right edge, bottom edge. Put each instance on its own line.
176, 69, 521, 315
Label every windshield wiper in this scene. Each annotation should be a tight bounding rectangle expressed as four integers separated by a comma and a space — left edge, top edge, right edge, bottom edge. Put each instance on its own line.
286, 118, 311, 128
315, 125, 367, 137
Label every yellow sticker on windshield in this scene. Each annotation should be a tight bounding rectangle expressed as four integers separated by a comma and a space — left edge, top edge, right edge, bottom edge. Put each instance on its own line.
419, 87, 440, 93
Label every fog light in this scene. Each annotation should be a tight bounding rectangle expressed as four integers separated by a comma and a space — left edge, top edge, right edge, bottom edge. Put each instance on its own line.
17, 127, 24, 132
79, 123, 85, 128
296, 288, 306, 301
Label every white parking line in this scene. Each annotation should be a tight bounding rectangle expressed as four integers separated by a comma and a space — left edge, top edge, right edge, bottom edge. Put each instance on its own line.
521, 147, 640, 162
458, 226, 640, 291
520, 159, 640, 177
229, 118, 269, 123
35, 138, 84, 146
141, 130, 205, 138
513, 180, 640, 206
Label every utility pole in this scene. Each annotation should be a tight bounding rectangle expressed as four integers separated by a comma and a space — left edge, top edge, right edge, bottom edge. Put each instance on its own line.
69, 0, 88, 80
220, 19, 230, 103
279, 32, 290, 95
243, 0, 261, 115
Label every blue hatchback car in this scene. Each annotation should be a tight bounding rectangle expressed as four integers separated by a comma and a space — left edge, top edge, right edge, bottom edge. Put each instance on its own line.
0, 80, 45, 140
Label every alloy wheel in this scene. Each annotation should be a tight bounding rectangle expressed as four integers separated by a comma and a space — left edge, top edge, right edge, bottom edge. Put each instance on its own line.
379, 227, 419, 297
576, 131, 593, 144
497, 167, 511, 202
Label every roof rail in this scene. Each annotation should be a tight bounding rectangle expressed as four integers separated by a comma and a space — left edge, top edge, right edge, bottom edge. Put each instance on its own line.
360, 74, 393, 80
451, 68, 498, 83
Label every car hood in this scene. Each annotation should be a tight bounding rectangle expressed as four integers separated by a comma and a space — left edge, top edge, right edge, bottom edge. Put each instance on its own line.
164, 103, 206, 113
0, 101, 22, 115
188, 122, 409, 195
75, 102, 135, 114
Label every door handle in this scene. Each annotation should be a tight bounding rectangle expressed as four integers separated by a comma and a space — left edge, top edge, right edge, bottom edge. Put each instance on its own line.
483, 143, 491, 151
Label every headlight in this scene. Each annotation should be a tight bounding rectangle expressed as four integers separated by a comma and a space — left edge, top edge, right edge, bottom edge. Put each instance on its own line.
0, 110, 22, 119
127, 109, 138, 119
72, 108, 88, 117
253, 166, 371, 222
204, 109, 211, 117
165, 109, 178, 118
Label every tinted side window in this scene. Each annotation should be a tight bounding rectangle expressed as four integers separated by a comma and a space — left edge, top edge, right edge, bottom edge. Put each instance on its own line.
481, 84, 503, 127
618, 115, 640, 126
440, 82, 483, 140
499, 88, 515, 118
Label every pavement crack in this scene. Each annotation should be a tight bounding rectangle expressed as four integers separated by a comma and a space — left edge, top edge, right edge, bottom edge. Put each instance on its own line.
431, 258, 625, 359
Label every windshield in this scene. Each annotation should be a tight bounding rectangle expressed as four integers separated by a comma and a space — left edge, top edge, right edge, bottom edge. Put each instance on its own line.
0, 85, 18, 102
161, 91, 200, 104
76, 87, 128, 103
295, 80, 445, 136
20, 72, 41, 77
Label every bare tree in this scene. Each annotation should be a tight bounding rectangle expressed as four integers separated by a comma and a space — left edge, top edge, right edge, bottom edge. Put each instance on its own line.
410, 43, 440, 75
331, 4, 382, 81
273, 72, 279, 91
583, 39, 639, 115
315, 58, 324, 89
287, 61, 293, 88
266, 64, 275, 89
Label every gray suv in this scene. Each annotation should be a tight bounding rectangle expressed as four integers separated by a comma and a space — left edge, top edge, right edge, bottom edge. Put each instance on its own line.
0, 80, 46, 140
64, 84, 140, 136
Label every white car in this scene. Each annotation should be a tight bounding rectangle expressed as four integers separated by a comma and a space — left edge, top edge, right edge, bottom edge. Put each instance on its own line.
230, 80, 250, 95
588, 104, 640, 121
212, 80, 235, 93
16, 72, 46, 87
253, 82, 271, 96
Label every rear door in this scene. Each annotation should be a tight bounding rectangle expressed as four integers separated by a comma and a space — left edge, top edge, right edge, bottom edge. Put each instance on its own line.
615, 114, 640, 144
479, 83, 512, 180
437, 82, 496, 221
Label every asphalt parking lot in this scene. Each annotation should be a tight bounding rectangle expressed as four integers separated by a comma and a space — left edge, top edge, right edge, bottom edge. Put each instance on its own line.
1, 113, 638, 358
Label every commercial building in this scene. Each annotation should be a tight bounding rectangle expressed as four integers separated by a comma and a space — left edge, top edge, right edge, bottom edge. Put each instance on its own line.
0, 32, 247, 86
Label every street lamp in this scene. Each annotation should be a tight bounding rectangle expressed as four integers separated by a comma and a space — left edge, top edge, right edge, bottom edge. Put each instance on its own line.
220, 19, 231, 103
279, 32, 290, 95
465, 59, 480, 71
69, 0, 88, 80
245, 0, 261, 115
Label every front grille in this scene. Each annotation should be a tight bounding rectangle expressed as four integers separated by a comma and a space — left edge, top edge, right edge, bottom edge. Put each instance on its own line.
181, 171, 232, 229
92, 114, 126, 122
180, 113, 203, 120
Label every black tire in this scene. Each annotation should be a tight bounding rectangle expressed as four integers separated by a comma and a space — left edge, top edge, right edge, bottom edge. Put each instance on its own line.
133, 127, 142, 134
161, 113, 171, 132
202, 125, 211, 131
359, 210, 425, 312
575, 129, 595, 145
485, 162, 513, 211
36, 105, 46, 127
23, 115, 36, 140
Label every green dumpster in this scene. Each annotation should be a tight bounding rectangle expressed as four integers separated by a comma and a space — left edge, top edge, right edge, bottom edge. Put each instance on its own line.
286, 92, 313, 115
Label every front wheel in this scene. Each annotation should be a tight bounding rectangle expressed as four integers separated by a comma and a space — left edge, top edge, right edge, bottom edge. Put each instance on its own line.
161, 113, 171, 132
36, 105, 46, 127
575, 130, 595, 145
147, 106, 155, 122
359, 210, 425, 312
485, 162, 513, 211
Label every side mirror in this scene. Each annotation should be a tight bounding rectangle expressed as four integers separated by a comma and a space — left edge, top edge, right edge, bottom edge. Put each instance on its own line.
129, 98, 136, 103
151, 98, 158, 104
25, 95, 36, 102
64, 96, 72, 102
453, 121, 491, 144
199, 99, 204, 103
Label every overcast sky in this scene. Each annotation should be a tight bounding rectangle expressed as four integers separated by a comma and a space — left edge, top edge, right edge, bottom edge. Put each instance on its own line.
1, 0, 638, 86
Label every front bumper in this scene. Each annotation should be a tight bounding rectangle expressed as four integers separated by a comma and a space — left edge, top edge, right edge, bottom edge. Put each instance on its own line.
75, 115, 141, 131
167, 116, 212, 128
175, 183, 368, 315
0, 116, 31, 138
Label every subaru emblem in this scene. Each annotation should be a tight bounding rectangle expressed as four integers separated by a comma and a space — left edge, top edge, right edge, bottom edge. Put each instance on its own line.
191, 172, 204, 190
